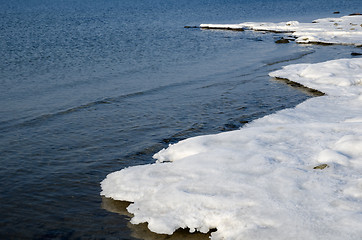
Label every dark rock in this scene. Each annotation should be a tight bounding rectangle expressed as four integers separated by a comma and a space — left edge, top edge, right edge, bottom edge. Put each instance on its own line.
239, 120, 249, 124
275, 38, 289, 44
333, 11, 340, 14
349, 13, 362, 16
313, 164, 329, 170
351, 52, 362, 56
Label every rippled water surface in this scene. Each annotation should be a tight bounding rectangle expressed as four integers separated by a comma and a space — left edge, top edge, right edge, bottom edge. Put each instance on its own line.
0, 0, 360, 239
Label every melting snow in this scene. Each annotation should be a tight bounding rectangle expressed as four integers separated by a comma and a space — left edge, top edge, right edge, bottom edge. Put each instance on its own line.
101, 15, 362, 240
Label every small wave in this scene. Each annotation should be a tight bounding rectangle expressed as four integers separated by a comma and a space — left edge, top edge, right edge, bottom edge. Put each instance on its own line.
0, 99, 112, 132
0, 78, 206, 133
264, 50, 315, 66
162, 123, 206, 144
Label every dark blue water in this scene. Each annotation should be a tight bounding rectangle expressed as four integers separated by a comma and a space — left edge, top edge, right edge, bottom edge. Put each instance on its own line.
1, 0, 360, 239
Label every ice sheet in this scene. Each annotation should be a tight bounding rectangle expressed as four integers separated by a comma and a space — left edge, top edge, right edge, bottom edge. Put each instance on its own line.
200, 15, 362, 46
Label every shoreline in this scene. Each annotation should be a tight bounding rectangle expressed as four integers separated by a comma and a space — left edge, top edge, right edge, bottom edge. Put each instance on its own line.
101, 15, 362, 239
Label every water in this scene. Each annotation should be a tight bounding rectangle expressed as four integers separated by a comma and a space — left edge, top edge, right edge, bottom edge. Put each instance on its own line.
0, 0, 360, 239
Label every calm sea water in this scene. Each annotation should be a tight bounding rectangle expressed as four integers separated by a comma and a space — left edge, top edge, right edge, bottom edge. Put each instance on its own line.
0, 0, 360, 239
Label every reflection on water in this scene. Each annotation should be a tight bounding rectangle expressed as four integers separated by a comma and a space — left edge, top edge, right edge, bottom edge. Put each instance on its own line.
101, 197, 212, 240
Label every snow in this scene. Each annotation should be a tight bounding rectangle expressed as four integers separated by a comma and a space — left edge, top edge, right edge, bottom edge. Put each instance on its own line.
101, 16, 362, 240
200, 15, 362, 46
101, 57, 362, 239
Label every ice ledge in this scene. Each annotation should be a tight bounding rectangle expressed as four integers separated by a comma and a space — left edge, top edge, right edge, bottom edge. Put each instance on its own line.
200, 15, 362, 46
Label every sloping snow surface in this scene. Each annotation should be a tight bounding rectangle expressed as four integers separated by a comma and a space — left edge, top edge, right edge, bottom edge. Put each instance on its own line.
101, 57, 362, 239
200, 15, 362, 46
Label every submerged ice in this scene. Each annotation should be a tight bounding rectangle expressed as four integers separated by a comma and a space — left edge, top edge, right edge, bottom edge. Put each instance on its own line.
101, 16, 362, 240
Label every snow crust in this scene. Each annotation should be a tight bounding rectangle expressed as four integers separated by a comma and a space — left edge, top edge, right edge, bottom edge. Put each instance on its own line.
101, 16, 362, 239
200, 15, 362, 46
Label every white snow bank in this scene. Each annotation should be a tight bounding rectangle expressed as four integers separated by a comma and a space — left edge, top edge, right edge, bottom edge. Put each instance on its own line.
200, 15, 362, 46
269, 58, 362, 96
101, 57, 362, 239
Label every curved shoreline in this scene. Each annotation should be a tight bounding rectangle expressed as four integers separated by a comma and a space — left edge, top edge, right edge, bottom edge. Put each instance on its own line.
101, 15, 362, 240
